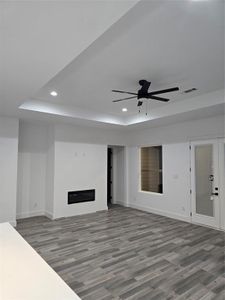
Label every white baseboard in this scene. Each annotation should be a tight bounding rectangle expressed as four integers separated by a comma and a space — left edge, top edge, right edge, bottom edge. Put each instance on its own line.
45, 211, 54, 220
128, 203, 191, 223
113, 200, 129, 207
16, 210, 54, 220
16, 207, 109, 221
192, 220, 225, 232
16, 209, 56, 220
128, 203, 224, 232
14, 204, 225, 232
16, 211, 45, 219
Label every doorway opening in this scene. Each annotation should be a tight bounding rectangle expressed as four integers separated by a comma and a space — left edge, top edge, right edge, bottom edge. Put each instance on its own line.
107, 146, 126, 209
107, 148, 113, 207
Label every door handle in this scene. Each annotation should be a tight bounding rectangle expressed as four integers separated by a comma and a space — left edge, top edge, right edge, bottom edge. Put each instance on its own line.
209, 175, 214, 181
211, 192, 219, 196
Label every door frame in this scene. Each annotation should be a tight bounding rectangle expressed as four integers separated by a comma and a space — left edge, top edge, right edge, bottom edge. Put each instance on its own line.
218, 138, 225, 230
190, 139, 220, 229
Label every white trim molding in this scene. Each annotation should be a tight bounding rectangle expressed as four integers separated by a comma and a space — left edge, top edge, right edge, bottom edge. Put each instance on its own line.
113, 200, 129, 207
127, 203, 191, 223
16, 211, 45, 219
44, 211, 54, 220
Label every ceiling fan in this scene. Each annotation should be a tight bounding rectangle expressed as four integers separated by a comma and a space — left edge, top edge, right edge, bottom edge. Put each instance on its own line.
112, 80, 179, 107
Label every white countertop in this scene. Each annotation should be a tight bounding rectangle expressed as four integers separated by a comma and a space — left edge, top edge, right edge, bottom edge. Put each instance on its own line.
0, 223, 81, 300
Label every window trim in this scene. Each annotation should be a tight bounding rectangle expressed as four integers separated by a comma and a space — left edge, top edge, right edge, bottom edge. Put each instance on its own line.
139, 145, 164, 195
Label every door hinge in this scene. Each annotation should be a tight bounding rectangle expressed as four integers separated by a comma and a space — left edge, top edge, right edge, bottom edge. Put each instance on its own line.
190, 212, 192, 217
189, 167, 191, 172
189, 145, 191, 150
190, 189, 192, 194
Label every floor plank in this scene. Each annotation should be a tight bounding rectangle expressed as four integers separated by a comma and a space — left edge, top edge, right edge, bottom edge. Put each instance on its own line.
16, 205, 225, 300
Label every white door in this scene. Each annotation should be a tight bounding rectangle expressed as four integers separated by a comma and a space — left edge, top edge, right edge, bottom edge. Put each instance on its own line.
219, 138, 225, 230
191, 139, 220, 229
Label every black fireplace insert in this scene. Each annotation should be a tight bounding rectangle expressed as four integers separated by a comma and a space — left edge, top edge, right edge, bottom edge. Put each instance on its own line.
68, 189, 95, 204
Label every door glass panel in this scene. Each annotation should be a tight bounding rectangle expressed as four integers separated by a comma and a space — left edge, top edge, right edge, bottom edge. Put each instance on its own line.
195, 144, 214, 217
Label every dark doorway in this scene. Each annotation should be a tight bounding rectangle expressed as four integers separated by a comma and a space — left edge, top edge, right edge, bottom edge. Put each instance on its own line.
107, 148, 113, 206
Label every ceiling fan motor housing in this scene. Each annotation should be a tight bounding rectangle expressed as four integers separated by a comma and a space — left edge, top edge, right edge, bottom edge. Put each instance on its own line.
138, 80, 151, 99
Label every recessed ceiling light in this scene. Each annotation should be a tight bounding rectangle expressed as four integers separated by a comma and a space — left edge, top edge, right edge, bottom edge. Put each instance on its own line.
50, 91, 58, 97
122, 108, 128, 112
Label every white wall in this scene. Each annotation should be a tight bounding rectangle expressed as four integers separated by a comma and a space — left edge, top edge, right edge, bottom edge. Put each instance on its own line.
120, 115, 225, 225
51, 124, 125, 218
0, 117, 18, 225
17, 121, 48, 218
53, 141, 107, 218
126, 115, 224, 146
13, 115, 224, 225
54, 123, 126, 146
15, 121, 127, 219
127, 143, 191, 222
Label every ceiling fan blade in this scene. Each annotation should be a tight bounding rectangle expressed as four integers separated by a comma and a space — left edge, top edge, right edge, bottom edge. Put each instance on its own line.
112, 90, 137, 95
148, 95, 170, 102
149, 87, 179, 96
112, 96, 137, 103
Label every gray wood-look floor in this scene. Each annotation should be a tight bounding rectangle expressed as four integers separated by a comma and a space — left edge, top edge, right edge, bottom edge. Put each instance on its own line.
16, 205, 225, 300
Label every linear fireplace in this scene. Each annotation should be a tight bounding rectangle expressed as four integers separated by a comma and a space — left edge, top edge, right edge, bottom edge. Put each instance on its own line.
68, 189, 95, 204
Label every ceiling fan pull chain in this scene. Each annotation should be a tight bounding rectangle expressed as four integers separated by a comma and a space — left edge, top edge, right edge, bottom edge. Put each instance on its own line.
138, 105, 141, 113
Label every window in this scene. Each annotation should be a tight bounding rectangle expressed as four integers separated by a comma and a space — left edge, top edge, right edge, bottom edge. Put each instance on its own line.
140, 146, 163, 193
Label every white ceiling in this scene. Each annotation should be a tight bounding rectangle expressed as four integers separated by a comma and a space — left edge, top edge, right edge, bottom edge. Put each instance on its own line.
1, 0, 224, 128
0, 0, 138, 115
